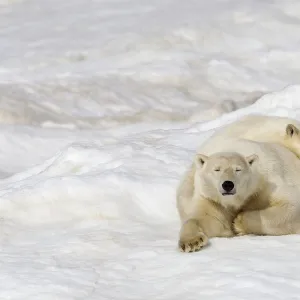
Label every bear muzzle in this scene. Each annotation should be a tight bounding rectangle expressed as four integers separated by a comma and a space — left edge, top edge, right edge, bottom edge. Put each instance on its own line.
221, 180, 236, 196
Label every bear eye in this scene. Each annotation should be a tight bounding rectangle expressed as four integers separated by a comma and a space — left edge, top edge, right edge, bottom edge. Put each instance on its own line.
235, 168, 242, 172
214, 167, 221, 172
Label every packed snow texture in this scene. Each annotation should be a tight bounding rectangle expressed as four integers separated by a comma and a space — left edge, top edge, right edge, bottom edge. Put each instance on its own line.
2, 0, 300, 299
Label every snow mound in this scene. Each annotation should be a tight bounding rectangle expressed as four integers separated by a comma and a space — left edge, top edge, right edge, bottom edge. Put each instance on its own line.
1, 86, 300, 299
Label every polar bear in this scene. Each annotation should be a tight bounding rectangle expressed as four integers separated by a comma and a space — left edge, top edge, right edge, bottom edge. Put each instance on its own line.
200, 114, 300, 158
177, 138, 300, 253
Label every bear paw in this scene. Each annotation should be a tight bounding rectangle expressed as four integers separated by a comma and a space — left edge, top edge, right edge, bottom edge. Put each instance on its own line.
233, 213, 247, 236
178, 232, 208, 253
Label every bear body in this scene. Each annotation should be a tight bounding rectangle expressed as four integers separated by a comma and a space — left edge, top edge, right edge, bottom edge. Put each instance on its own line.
177, 137, 300, 252
199, 114, 300, 158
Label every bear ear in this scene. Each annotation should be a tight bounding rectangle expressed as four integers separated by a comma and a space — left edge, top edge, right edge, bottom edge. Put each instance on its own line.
195, 154, 208, 168
286, 124, 299, 138
246, 154, 258, 167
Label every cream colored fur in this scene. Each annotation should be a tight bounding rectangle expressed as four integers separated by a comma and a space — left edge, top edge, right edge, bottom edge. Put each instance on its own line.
199, 114, 300, 158
177, 117, 300, 253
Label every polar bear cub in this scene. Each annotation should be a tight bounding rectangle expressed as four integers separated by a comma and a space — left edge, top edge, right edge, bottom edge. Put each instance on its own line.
177, 138, 300, 253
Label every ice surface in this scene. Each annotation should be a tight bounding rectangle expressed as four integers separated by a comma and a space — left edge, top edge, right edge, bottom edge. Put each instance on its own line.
2, 0, 300, 299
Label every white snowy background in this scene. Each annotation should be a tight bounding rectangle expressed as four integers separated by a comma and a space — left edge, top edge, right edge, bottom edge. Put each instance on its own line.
1, 0, 300, 299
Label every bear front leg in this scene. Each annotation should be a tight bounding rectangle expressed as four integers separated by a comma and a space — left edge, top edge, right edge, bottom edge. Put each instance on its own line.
178, 218, 208, 253
233, 205, 294, 236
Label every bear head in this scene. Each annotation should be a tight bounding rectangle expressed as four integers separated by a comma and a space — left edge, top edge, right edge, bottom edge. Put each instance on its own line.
194, 151, 259, 211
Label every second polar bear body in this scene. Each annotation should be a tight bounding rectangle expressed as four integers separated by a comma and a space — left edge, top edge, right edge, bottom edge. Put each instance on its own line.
177, 138, 300, 252
198, 114, 300, 158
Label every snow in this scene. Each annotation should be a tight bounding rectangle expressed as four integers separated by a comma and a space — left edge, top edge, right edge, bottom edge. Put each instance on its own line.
1, 0, 300, 299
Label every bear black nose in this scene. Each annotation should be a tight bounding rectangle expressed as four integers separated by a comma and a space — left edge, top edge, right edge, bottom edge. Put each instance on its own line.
222, 181, 234, 192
